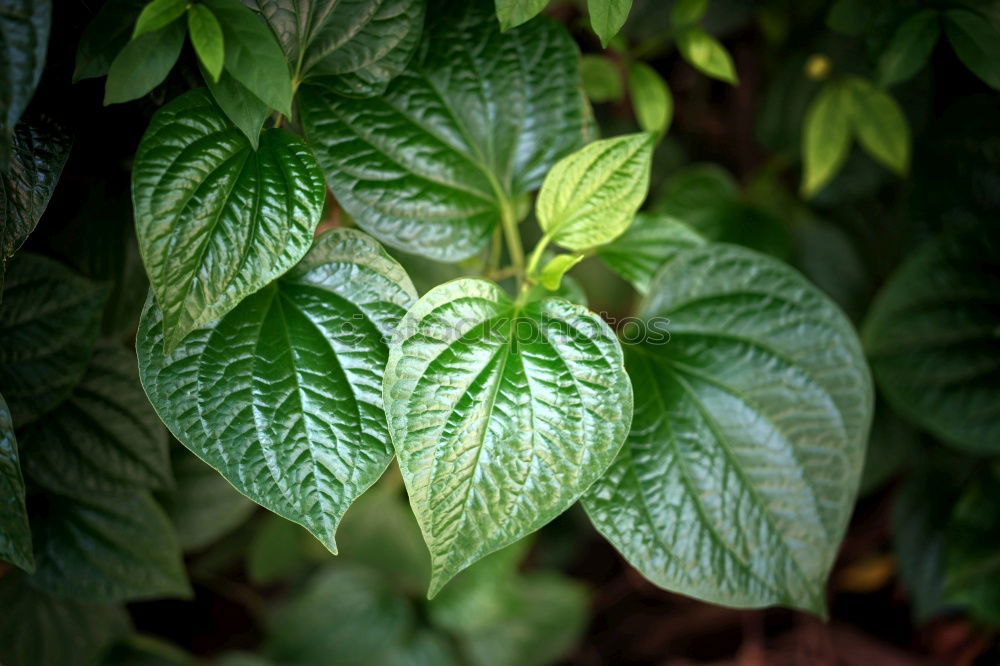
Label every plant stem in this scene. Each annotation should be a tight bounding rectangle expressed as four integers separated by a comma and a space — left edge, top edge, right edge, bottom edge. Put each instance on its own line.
525, 234, 551, 279
499, 199, 524, 286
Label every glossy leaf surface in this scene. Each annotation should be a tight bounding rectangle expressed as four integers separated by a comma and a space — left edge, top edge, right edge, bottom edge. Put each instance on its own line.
250, 0, 426, 97
0, 392, 32, 571
138, 229, 417, 552
385, 278, 632, 595
536, 132, 653, 251
0, 253, 107, 426
0, 0, 50, 165
584, 243, 873, 614
299, 0, 588, 261
132, 89, 324, 350
597, 213, 705, 294
863, 228, 1000, 453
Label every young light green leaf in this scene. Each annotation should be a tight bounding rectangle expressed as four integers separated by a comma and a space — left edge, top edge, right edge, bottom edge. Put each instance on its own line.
137, 229, 418, 554
248, 0, 425, 97
495, 0, 549, 31
801, 80, 853, 196
596, 213, 705, 294
584, 243, 873, 615
299, 0, 588, 261
536, 133, 653, 251
0, 254, 108, 426
677, 26, 738, 84
188, 4, 225, 82
132, 0, 187, 38
18, 345, 171, 499
202, 0, 293, 116
74, 0, 147, 82
863, 227, 1000, 453
628, 62, 673, 135
877, 10, 940, 88
671, 0, 708, 26
581, 54, 623, 103
104, 20, 185, 105
200, 66, 269, 148
847, 77, 909, 174
384, 278, 632, 596
588, 0, 632, 47
132, 89, 324, 350
944, 9, 1000, 90
536, 253, 583, 290
0, 0, 49, 168
28, 489, 191, 602
0, 392, 32, 572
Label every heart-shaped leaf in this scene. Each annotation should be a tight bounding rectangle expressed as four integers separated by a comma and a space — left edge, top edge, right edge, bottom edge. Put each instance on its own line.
0, 0, 50, 167
132, 88, 325, 351
384, 278, 632, 595
583, 243, 873, 614
249, 0, 426, 96
0, 392, 32, 572
596, 213, 705, 294
299, 0, 589, 261
137, 229, 417, 552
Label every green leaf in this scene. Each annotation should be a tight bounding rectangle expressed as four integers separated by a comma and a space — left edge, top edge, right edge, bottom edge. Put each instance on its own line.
649, 162, 737, 224
858, 403, 917, 496
846, 77, 909, 174
29, 489, 191, 602
0, 253, 108, 426
596, 212, 705, 294
628, 62, 673, 135
133, 0, 188, 38
536, 133, 654, 251
584, 243, 873, 614
877, 10, 940, 88
1, 117, 72, 270
801, 80, 852, 197
536, 253, 583, 290
581, 54, 623, 103
18, 345, 171, 499
671, 0, 708, 26
74, 0, 147, 82
201, 67, 270, 149
0, 391, 32, 571
202, 0, 293, 116
247, 514, 317, 584
384, 278, 632, 595
525, 273, 587, 307
944, 9, 1000, 90
137, 229, 417, 553
494, 0, 549, 31
188, 4, 225, 82
248, 0, 426, 97
862, 227, 1000, 453
587, 0, 632, 47
676, 26, 737, 84
163, 445, 256, 552
0, 0, 50, 168
104, 20, 185, 105
0, 572, 129, 666
132, 89, 324, 350
944, 463, 1000, 622
299, 0, 588, 261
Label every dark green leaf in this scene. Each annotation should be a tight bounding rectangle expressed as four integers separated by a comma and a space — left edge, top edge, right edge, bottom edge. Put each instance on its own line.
0, 116, 72, 270
801, 80, 852, 196
584, 243, 873, 614
0, 572, 129, 666
0, 253, 108, 426
249, 0, 426, 97
29, 489, 191, 602
133, 0, 188, 38
863, 227, 1000, 453
877, 10, 940, 88
137, 229, 417, 553
581, 54, 622, 103
132, 89, 324, 350
596, 212, 705, 294
944, 463, 1000, 623
944, 9, 1000, 90
73, 0, 147, 82
299, 0, 588, 261
846, 77, 909, 175
0, 391, 32, 571
649, 162, 737, 224
385, 278, 632, 595
858, 402, 917, 496
202, 0, 293, 116
494, 0, 549, 31
628, 62, 672, 135
0, 0, 50, 168
104, 20, 185, 105
588, 0, 632, 47
671, 0, 708, 26
18, 344, 171, 499
188, 4, 225, 82
201, 67, 270, 148
676, 25, 738, 84
247, 514, 318, 584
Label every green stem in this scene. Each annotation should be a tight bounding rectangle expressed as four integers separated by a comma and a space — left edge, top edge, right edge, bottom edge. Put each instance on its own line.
499, 199, 524, 286
525, 233, 551, 280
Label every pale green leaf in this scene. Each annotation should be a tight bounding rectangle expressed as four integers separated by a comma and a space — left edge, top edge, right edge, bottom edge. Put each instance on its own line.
944, 9, 1000, 90
104, 20, 185, 105
495, 0, 549, 31
581, 54, 623, 103
0, 392, 32, 572
877, 10, 940, 88
137, 229, 417, 553
628, 62, 673, 135
536, 132, 654, 251
133, 0, 187, 38
801, 80, 853, 196
385, 278, 632, 595
584, 243, 873, 614
188, 4, 225, 82
596, 212, 705, 294
676, 26, 738, 84
536, 253, 583, 290
671, 0, 708, 26
846, 77, 910, 174
132, 89, 324, 350
588, 0, 632, 47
